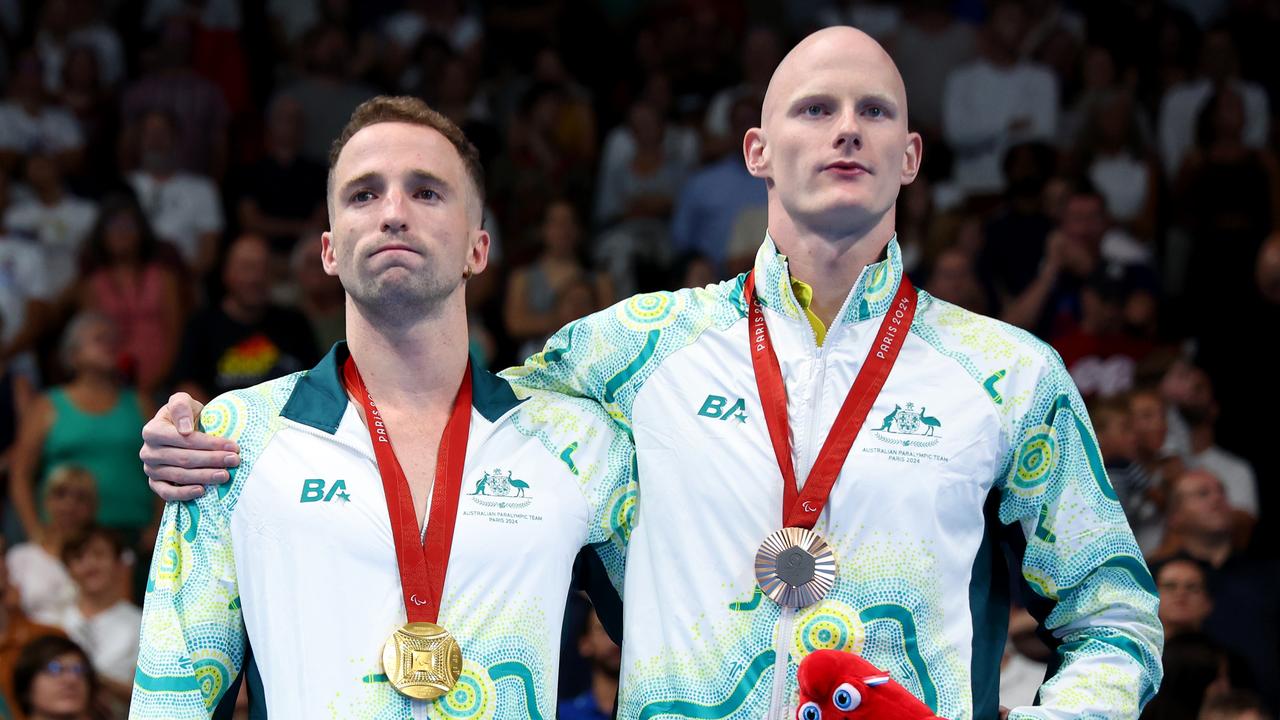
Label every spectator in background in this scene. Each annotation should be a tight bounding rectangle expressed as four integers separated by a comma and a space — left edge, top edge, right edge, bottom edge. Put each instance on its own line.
558, 606, 619, 720
1059, 44, 1124, 152
1173, 85, 1280, 330
1156, 356, 1198, 460
596, 73, 699, 205
57, 44, 119, 192
942, 0, 1058, 199
7, 313, 154, 555
1199, 691, 1272, 720
886, 0, 977, 141
518, 47, 597, 170
1179, 367, 1259, 531
923, 247, 987, 314
1123, 268, 1163, 345
594, 98, 688, 229
492, 82, 593, 251
1023, 1, 1084, 126
1158, 469, 1280, 704
0, 310, 37, 505
53, 527, 140, 711
119, 14, 229, 179
10, 634, 100, 720
1159, 28, 1269, 179
380, 0, 483, 70
33, 0, 124, 94
4, 466, 95, 625
1072, 88, 1160, 243
670, 93, 766, 273
1052, 268, 1155, 398
0, 49, 84, 175
271, 23, 377, 166
593, 98, 691, 295
702, 27, 782, 158
3, 152, 97, 298
171, 233, 318, 402
0, 234, 54, 377
77, 194, 183, 396
1021, 0, 1086, 61
545, 276, 600, 350
1, 540, 67, 719
978, 141, 1057, 316
1132, 381, 1188, 472
236, 96, 327, 254
126, 109, 224, 278
505, 201, 611, 360
1154, 555, 1215, 640
420, 53, 494, 138
1001, 185, 1109, 338
288, 234, 344, 354
1089, 394, 1160, 551
1130, 386, 1183, 550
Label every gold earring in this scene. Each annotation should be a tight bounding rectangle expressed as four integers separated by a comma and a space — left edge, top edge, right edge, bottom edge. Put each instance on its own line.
462, 268, 473, 280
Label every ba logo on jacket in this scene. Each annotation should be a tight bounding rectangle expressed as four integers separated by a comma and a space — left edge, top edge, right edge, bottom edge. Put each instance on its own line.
697, 394, 748, 423
299, 478, 351, 503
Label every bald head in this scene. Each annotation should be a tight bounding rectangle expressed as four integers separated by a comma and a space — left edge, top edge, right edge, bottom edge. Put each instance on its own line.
762, 27, 908, 130
745, 26, 921, 242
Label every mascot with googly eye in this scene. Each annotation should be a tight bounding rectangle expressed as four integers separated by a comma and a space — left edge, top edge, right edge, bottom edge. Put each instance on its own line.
796, 650, 943, 719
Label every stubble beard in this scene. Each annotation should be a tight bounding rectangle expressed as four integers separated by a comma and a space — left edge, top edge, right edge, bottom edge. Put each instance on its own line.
348, 266, 457, 327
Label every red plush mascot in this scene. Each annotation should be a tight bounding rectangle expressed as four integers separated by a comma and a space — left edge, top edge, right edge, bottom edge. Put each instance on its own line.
796, 650, 944, 719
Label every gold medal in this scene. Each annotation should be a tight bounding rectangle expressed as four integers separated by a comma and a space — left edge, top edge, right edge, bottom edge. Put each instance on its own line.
754, 527, 837, 608
381, 622, 463, 700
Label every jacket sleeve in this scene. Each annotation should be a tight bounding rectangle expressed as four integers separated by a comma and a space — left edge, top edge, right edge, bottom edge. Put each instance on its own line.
999, 358, 1164, 719
131, 396, 250, 718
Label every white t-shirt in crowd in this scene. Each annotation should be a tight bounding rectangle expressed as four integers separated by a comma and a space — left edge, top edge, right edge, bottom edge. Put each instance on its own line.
1089, 154, 1150, 225
1158, 78, 1269, 176
943, 59, 1058, 196
128, 171, 224, 267
0, 101, 84, 154
0, 239, 51, 342
3, 195, 98, 295
55, 600, 143, 684
5, 543, 77, 625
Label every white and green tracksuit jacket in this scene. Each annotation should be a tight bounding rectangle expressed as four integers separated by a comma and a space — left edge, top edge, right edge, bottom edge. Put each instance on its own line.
505, 237, 1163, 720
131, 343, 634, 719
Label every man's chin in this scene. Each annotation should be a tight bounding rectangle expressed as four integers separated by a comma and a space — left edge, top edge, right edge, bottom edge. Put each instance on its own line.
794, 200, 887, 237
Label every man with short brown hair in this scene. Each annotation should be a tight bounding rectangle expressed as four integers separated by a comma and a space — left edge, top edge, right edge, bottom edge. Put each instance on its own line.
131, 96, 633, 718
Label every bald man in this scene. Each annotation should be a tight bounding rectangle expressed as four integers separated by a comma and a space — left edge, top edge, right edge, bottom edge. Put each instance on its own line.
140, 28, 1161, 719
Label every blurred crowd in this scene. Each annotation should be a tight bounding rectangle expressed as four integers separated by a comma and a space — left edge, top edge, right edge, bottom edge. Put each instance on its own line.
1, 0, 1278, 718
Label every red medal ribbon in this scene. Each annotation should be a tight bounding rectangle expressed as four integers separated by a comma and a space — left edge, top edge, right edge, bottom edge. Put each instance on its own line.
343, 356, 471, 624
743, 268, 917, 529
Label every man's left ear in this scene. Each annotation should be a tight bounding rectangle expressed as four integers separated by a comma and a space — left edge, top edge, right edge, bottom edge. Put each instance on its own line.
900, 132, 923, 185
466, 228, 491, 279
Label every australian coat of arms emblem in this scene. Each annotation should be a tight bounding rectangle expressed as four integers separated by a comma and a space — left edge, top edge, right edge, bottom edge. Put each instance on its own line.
871, 402, 942, 447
